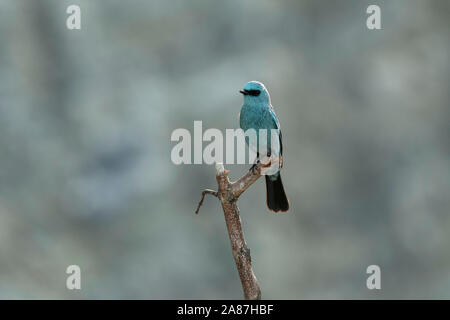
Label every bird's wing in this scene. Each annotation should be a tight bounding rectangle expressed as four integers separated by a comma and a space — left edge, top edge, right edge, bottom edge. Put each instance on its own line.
268, 106, 283, 167
268, 105, 281, 129
279, 131, 283, 158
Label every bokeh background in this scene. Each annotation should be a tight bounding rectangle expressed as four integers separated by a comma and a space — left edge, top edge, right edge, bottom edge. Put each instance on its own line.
0, 0, 449, 299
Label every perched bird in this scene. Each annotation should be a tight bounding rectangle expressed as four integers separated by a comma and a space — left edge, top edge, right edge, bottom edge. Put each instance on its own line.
239, 81, 289, 212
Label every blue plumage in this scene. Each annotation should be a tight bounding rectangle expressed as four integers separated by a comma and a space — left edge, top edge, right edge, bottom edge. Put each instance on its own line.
239, 81, 289, 213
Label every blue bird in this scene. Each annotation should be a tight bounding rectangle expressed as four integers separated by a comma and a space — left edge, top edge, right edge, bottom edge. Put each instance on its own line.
239, 81, 289, 212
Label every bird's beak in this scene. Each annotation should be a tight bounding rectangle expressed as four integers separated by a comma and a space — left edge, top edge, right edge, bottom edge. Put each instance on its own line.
240, 89, 248, 95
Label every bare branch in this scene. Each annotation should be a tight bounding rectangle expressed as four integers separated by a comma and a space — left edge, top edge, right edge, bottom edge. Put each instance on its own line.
196, 162, 264, 300
195, 189, 218, 214
231, 162, 266, 197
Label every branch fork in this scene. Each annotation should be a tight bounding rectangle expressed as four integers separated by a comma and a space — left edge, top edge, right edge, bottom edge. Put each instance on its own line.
196, 160, 271, 300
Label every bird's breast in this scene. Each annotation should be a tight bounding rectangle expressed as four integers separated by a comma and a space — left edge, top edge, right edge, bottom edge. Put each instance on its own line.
239, 104, 265, 131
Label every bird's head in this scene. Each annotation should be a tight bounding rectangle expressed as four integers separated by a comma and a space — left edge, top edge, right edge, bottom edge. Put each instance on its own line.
240, 81, 270, 105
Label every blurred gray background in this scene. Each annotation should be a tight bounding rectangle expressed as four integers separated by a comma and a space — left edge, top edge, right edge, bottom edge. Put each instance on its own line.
0, 0, 449, 299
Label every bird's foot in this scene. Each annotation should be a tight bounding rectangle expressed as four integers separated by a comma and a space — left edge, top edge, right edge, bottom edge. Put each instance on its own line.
249, 160, 260, 174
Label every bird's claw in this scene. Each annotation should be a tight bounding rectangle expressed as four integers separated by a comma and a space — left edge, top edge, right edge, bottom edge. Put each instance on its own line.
249, 160, 260, 174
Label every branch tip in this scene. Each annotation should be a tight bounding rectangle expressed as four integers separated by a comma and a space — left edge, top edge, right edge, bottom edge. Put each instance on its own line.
215, 163, 225, 174
195, 189, 218, 214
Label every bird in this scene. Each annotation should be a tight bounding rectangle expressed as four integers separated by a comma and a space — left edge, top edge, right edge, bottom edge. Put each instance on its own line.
239, 81, 289, 213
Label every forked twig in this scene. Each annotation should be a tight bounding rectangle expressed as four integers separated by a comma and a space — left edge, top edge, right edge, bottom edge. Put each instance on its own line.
196, 162, 267, 300
195, 189, 218, 214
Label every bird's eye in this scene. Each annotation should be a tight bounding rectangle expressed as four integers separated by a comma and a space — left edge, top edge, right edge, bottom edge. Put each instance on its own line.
247, 90, 261, 96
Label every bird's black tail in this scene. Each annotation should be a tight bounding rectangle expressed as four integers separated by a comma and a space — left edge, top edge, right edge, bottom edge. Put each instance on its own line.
265, 174, 289, 213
